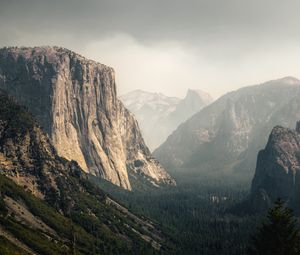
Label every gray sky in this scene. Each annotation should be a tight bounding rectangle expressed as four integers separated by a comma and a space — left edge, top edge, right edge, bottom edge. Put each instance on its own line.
1, 0, 300, 98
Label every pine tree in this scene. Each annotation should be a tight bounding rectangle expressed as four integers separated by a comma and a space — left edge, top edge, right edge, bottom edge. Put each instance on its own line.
250, 198, 300, 255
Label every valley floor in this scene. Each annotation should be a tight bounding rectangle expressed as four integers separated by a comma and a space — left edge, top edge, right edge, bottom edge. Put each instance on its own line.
93, 170, 261, 255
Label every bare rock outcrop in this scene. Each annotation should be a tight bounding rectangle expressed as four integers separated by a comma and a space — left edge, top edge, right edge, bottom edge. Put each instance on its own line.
0, 46, 175, 190
250, 124, 300, 212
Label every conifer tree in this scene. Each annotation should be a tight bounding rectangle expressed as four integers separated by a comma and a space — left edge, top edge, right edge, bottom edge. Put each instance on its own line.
250, 199, 300, 255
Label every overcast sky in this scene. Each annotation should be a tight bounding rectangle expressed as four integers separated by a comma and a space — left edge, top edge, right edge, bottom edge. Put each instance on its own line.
1, 0, 300, 98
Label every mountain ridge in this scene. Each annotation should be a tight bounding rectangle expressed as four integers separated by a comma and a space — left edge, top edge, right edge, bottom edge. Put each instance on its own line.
154, 77, 300, 180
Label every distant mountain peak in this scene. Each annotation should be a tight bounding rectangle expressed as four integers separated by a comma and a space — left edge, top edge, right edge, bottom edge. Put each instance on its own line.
121, 89, 212, 150
187, 88, 210, 96
185, 89, 213, 103
121, 89, 176, 99
120, 90, 180, 114
261, 76, 300, 87
279, 76, 300, 84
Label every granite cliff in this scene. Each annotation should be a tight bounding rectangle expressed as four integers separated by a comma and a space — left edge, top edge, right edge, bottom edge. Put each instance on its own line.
250, 122, 300, 212
0, 46, 175, 190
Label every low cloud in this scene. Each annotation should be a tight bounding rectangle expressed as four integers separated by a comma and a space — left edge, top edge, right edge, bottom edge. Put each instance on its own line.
1, 0, 300, 97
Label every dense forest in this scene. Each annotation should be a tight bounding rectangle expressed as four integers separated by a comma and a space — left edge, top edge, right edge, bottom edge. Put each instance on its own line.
92, 170, 262, 255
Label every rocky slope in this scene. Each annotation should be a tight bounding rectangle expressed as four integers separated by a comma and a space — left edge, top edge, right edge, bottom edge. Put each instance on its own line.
250, 122, 300, 212
121, 89, 212, 150
0, 91, 170, 254
0, 92, 79, 202
154, 77, 300, 179
0, 46, 175, 190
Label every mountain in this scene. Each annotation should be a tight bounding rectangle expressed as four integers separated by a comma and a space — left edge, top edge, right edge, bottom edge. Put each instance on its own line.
250, 122, 300, 213
0, 46, 175, 190
121, 89, 213, 150
120, 90, 180, 115
167, 89, 213, 129
154, 77, 300, 180
120, 90, 180, 151
0, 91, 170, 254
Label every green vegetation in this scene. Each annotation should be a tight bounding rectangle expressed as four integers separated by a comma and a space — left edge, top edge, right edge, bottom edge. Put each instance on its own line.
0, 174, 162, 255
250, 199, 300, 255
0, 236, 31, 255
0, 92, 35, 134
92, 171, 260, 255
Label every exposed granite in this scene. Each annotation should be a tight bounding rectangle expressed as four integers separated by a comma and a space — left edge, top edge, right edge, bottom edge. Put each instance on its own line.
250, 124, 300, 211
0, 46, 175, 190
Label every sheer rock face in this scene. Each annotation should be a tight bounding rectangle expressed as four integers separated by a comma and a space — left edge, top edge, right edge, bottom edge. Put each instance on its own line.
0, 46, 175, 190
251, 125, 300, 211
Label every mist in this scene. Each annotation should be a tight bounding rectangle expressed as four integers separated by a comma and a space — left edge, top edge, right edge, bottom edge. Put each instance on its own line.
2, 0, 300, 97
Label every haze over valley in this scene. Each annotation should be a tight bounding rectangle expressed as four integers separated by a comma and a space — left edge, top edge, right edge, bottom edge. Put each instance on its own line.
121, 89, 213, 150
1, 1, 300, 254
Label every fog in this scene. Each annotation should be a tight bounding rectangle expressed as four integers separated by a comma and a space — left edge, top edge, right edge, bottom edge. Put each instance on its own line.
2, 0, 300, 97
